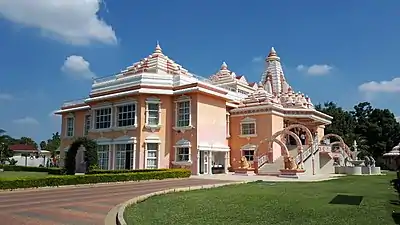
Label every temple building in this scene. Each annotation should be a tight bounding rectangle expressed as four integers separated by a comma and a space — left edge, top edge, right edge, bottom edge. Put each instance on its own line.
55, 44, 333, 175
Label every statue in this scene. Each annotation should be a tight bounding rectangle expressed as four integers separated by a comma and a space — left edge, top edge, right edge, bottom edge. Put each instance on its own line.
344, 157, 349, 166
364, 156, 371, 167
283, 156, 298, 170
370, 156, 376, 167
239, 156, 250, 169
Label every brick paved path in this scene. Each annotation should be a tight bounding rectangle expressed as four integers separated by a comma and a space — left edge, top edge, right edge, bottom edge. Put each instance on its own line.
0, 178, 231, 225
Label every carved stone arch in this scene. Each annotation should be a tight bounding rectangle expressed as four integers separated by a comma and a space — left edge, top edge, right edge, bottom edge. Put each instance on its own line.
283, 124, 313, 144
256, 137, 289, 157
271, 129, 303, 153
321, 133, 345, 147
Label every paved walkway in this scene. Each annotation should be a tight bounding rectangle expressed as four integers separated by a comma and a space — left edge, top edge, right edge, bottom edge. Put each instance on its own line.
193, 173, 345, 182
0, 178, 232, 225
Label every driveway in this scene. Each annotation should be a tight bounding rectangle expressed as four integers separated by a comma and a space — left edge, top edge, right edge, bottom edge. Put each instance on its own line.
0, 178, 232, 225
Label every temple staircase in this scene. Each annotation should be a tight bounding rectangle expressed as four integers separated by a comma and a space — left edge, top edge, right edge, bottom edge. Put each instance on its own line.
257, 146, 300, 176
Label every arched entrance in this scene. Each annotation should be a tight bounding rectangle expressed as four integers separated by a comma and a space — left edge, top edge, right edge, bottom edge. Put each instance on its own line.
256, 137, 289, 157
272, 129, 302, 153
321, 134, 345, 147
284, 124, 313, 146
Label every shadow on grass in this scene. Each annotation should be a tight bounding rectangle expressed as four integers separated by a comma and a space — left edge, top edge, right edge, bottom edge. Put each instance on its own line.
392, 212, 400, 224
329, 195, 363, 206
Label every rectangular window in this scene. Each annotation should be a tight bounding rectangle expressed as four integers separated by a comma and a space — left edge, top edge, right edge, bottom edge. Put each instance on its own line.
84, 115, 91, 135
146, 143, 158, 169
176, 147, 190, 161
97, 145, 109, 170
241, 123, 256, 135
115, 143, 134, 170
66, 117, 74, 137
176, 101, 190, 127
243, 150, 255, 161
95, 108, 112, 129
147, 103, 160, 126
117, 104, 136, 127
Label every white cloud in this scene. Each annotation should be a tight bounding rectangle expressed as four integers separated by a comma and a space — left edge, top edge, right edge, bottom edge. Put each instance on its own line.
296, 64, 333, 75
0, 93, 13, 100
358, 77, 400, 94
61, 55, 96, 79
252, 56, 263, 63
0, 0, 117, 45
13, 117, 39, 125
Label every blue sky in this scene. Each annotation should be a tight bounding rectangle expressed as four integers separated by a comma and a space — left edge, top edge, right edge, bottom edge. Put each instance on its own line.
0, 0, 399, 143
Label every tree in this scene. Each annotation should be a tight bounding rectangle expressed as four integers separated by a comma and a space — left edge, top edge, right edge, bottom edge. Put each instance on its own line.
18, 137, 38, 149
46, 132, 60, 157
64, 137, 98, 175
0, 143, 13, 164
39, 141, 47, 150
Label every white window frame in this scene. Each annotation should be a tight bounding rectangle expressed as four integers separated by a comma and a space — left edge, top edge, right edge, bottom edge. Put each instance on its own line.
173, 96, 193, 130
115, 102, 137, 128
93, 106, 112, 130
239, 117, 257, 137
97, 144, 110, 170
114, 143, 134, 170
240, 144, 257, 162
145, 98, 161, 128
172, 139, 192, 165
65, 115, 74, 138
84, 114, 91, 135
226, 112, 230, 138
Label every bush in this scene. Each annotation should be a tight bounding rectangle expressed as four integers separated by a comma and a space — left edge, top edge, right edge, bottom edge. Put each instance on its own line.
0, 165, 63, 175
86, 168, 169, 174
0, 169, 191, 190
65, 137, 98, 175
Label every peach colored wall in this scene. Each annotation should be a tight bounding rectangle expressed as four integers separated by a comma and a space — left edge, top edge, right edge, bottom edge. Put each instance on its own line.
270, 114, 284, 161
171, 94, 198, 174
317, 125, 325, 143
229, 113, 284, 169
196, 94, 227, 147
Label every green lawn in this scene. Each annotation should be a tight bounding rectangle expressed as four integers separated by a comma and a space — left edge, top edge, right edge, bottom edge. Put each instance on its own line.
125, 174, 399, 225
0, 171, 49, 179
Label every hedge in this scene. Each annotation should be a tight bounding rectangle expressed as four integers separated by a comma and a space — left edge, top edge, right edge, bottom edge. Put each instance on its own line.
0, 169, 191, 190
0, 165, 63, 175
86, 168, 169, 174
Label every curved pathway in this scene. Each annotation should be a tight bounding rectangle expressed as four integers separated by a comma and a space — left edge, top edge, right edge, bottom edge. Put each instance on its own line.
0, 178, 232, 225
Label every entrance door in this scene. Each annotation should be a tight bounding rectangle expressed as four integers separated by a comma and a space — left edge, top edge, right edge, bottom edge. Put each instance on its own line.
203, 151, 209, 174
199, 151, 209, 175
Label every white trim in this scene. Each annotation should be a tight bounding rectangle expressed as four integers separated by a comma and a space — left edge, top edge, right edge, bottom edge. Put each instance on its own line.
145, 97, 162, 129
174, 95, 192, 129
197, 143, 230, 152
174, 138, 191, 147
65, 115, 75, 138
144, 135, 161, 143
240, 117, 257, 137
115, 102, 138, 129
144, 142, 160, 169
240, 144, 257, 150
114, 135, 137, 144
55, 105, 90, 114
83, 113, 91, 136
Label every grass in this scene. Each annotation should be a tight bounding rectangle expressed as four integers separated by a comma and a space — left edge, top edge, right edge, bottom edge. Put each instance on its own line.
0, 171, 49, 179
124, 174, 399, 225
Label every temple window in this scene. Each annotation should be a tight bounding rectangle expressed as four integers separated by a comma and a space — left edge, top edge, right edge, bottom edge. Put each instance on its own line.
94, 107, 112, 129
84, 114, 91, 135
242, 150, 255, 161
66, 116, 74, 137
174, 139, 191, 162
175, 96, 191, 128
240, 117, 257, 137
116, 103, 137, 127
145, 98, 161, 127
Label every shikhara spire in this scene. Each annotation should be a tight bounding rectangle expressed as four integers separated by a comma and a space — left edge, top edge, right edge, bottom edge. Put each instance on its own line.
261, 47, 291, 96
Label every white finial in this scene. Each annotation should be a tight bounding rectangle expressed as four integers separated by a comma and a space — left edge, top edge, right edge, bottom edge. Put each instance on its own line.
154, 41, 162, 54
221, 61, 228, 70
271, 47, 276, 53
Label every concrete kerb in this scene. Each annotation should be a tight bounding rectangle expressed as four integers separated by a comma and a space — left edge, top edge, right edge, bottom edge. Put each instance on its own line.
105, 181, 249, 225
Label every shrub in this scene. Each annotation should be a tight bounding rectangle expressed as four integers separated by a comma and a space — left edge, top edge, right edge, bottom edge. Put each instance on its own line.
86, 168, 169, 174
0, 165, 63, 175
0, 169, 191, 190
65, 137, 98, 175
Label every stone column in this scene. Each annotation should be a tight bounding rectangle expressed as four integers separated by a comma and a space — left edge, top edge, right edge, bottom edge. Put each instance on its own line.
196, 150, 200, 175
224, 152, 229, 174
209, 151, 213, 175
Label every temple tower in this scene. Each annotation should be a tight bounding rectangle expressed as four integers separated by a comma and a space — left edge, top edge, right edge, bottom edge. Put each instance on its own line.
261, 47, 291, 95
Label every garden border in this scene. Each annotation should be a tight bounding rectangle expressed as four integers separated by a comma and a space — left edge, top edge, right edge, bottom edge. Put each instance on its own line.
106, 181, 251, 225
